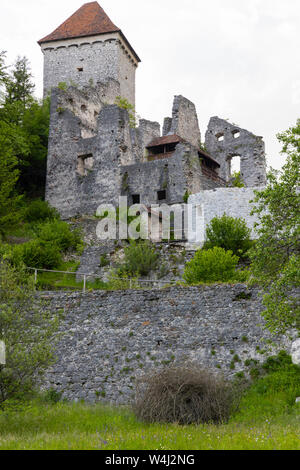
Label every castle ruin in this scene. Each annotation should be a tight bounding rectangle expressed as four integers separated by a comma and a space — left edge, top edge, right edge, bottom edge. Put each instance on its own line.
39, 2, 267, 223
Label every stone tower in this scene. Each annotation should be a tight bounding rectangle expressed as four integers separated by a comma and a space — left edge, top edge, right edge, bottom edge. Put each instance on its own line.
38, 1, 140, 106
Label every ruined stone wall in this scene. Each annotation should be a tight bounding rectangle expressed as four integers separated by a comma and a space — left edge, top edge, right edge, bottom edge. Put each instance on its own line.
46, 89, 133, 218
55, 81, 121, 139
41, 33, 137, 105
41, 285, 294, 404
188, 188, 263, 244
46, 85, 241, 219
120, 143, 208, 206
136, 120, 161, 162
205, 117, 267, 187
120, 156, 185, 206
163, 96, 201, 148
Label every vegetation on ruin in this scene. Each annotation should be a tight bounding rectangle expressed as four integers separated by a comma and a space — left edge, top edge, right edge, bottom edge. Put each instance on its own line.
115, 96, 139, 128
231, 171, 245, 188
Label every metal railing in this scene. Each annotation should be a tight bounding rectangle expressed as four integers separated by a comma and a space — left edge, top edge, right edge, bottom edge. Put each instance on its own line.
27, 267, 179, 293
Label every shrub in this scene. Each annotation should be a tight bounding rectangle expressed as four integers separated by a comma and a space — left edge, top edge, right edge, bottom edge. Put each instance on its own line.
261, 350, 295, 373
204, 214, 252, 257
11, 240, 62, 269
23, 200, 59, 223
231, 171, 245, 188
236, 352, 300, 421
100, 254, 110, 267
183, 247, 240, 284
115, 96, 138, 128
33, 220, 83, 253
133, 365, 240, 425
107, 270, 139, 290
119, 240, 159, 277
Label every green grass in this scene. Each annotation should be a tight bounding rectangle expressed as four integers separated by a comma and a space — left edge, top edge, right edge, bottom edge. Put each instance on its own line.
0, 365, 299, 450
0, 401, 298, 450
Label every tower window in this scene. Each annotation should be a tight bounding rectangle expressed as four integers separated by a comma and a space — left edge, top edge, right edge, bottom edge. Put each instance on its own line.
216, 133, 224, 142
228, 155, 241, 176
77, 154, 94, 176
157, 190, 166, 201
132, 194, 140, 204
77, 67, 83, 72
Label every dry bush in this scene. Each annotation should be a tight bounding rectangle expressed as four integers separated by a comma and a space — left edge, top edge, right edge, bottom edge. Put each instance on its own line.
133, 365, 240, 425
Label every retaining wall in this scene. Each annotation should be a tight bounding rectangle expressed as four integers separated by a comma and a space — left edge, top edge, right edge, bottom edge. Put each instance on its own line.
41, 285, 294, 404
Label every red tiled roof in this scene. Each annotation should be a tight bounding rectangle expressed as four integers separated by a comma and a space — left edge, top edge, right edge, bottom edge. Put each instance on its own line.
38, 2, 141, 62
38, 2, 119, 43
146, 134, 186, 148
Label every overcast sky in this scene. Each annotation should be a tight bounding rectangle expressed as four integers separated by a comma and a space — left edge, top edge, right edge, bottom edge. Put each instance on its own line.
1, 0, 299, 169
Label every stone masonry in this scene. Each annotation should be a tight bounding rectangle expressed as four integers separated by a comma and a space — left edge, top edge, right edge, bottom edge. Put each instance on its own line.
42, 285, 296, 404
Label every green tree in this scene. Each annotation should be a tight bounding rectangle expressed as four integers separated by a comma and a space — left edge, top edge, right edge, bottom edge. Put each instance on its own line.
0, 53, 50, 197
0, 263, 60, 406
17, 97, 50, 196
0, 51, 8, 101
250, 119, 300, 334
119, 240, 159, 277
0, 120, 28, 238
5, 56, 35, 110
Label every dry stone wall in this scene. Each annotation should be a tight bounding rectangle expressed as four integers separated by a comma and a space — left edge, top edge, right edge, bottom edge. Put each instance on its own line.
42, 285, 295, 405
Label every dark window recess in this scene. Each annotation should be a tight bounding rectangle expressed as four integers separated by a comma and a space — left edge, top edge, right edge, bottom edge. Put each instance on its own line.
132, 194, 140, 204
148, 143, 177, 156
157, 190, 166, 201
77, 67, 83, 72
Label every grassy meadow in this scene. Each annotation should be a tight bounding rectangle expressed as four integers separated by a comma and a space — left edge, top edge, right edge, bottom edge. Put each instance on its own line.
0, 364, 299, 451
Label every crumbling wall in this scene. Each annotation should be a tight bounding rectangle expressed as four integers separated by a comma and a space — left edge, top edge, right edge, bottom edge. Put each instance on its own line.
162, 117, 172, 136
120, 143, 202, 206
163, 96, 201, 148
119, 141, 225, 206
56, 80, 121, 139
205, 117, 267, 187
46, 86, 134, 218
131, 119, 161, 163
